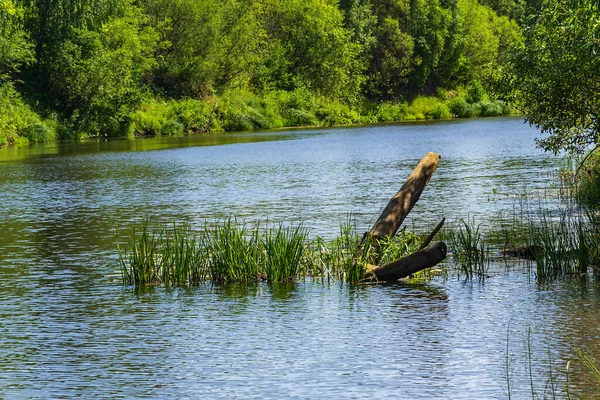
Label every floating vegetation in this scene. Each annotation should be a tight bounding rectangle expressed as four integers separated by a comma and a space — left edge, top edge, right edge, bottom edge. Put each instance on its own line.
117, 217, 425, 287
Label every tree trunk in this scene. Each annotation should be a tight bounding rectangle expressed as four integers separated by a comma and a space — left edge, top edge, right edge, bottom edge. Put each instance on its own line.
365, 242, 447, 282
366, 152, 441, 265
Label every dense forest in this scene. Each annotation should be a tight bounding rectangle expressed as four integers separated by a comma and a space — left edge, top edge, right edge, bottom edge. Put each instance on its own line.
0, 0, 595, 151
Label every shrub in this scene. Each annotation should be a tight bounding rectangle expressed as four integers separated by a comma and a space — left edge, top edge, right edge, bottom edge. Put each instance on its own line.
0, 83, 41, 144
431, 103, 453, 119
172, 99, 211, 133
162, 120, 185, 135
130, 101, 173, 136
480, 101, 505, 117
282, 108, 317, 126
466, 81, 487, 103
375, 102, 408, 122
22, 122, 58, 142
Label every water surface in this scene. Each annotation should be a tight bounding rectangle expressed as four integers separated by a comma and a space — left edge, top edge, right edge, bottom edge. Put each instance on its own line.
1, 117, 599, 398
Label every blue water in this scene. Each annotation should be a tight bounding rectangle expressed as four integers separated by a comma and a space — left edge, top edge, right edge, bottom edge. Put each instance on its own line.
1, 117, 599, 398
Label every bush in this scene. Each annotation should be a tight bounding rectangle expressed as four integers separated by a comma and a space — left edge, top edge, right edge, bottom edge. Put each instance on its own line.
375, 102, 408, 122
0, 83, 43, 144
172, 99, 211, 133
315, 99, 359, 126
430, 103, 453, 119
130, 101, 173, 136
577, 152, 600, 207
448, 98, 470, 117
162, 120, 185, 135
22, 121, 58, 142
282, 108, 317, 126
409, 97, 453, 119
480, 101, 504, 117
466, 81, 487, 104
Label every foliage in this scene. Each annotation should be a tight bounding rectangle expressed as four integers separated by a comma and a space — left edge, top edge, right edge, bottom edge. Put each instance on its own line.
507, 0, 600, 155
575, 150, 600, 208
118, 217, 427, 287
0, 0, 34, 81
1, 0, 527, 142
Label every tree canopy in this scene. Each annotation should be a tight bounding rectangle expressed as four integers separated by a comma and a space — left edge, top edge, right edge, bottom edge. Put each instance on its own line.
0, 0, 527, 142
507, 0, 599, 155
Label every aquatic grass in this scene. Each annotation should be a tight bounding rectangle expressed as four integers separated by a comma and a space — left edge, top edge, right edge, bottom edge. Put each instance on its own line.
377, 228, 422, 266
160, 221, 208, 285
203, 218, 261, 283
117, 219, 209, 286
447, 217, 488, 278
263, 223, 309, 282
118, 217, 429, 287
445, 172, 600, 281
504, 326, 600, 399
307, 220, 370, 284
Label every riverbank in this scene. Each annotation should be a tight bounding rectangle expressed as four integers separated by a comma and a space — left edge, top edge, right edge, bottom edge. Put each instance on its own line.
0, 86, 516, 147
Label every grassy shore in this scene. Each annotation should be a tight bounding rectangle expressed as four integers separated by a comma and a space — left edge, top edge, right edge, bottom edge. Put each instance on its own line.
1, 86, 516, 146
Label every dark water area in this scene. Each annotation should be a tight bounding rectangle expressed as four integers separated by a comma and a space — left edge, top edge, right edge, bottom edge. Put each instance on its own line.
1, 117, 599, 398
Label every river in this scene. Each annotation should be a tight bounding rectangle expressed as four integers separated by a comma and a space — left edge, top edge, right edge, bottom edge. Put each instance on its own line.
1, 117, 599, 398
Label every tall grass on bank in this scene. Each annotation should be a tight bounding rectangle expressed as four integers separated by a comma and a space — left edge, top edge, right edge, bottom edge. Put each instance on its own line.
117, 218, 424, 287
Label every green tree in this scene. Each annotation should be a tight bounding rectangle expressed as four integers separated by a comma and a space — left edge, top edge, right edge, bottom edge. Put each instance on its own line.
0, 0, 38, 144
48, 3, 157, 136
0, 0, 34, 81
367, 0, 415, 100
257, 0, 363, 101
144, 0, 267, 97
508, 0, 599, 154
406, 0, 454, 94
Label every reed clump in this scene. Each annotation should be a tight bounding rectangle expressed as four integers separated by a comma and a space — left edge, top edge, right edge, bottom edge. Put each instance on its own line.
446, 179, 600, 281
447, 217, 488, 278
117, 217, 425, 287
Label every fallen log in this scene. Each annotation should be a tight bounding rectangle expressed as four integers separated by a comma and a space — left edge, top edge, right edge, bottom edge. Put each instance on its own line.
369, 152, 441, 238
365, 152, 441, 265
419, 217, 446, 251
365, 242, 447, 282
360, 152, 447, 282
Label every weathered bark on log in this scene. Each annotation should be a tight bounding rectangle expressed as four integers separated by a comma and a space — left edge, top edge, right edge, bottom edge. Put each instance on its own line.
365, 242, 447, 282
369, 152, 441, 239
365, 152, 441, 265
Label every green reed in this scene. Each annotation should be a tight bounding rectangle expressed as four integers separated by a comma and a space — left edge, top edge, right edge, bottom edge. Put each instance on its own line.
306, 220, 369, 284
445, 174, 600, 281
118, 217, 427, 287
263, 223, 308, 282
118, 219, 208, 286
447, 217, 488, 278
504, 325, 600, 399
203, 218, 261, 283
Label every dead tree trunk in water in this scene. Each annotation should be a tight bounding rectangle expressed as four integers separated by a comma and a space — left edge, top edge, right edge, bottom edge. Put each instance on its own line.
365, 242, 447, 282
363, 152, 446, 282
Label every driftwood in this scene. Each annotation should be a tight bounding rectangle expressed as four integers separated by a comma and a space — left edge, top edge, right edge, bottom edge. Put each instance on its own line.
365, 242, 447, 282
367, 152, 441, 265
419, 217, 446, 251
363, 152, 446, 282
369, 152, 441, 238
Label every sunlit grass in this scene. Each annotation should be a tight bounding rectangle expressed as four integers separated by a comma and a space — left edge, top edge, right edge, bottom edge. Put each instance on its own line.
447, 217, 488, 278
117, 217, 431, 287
